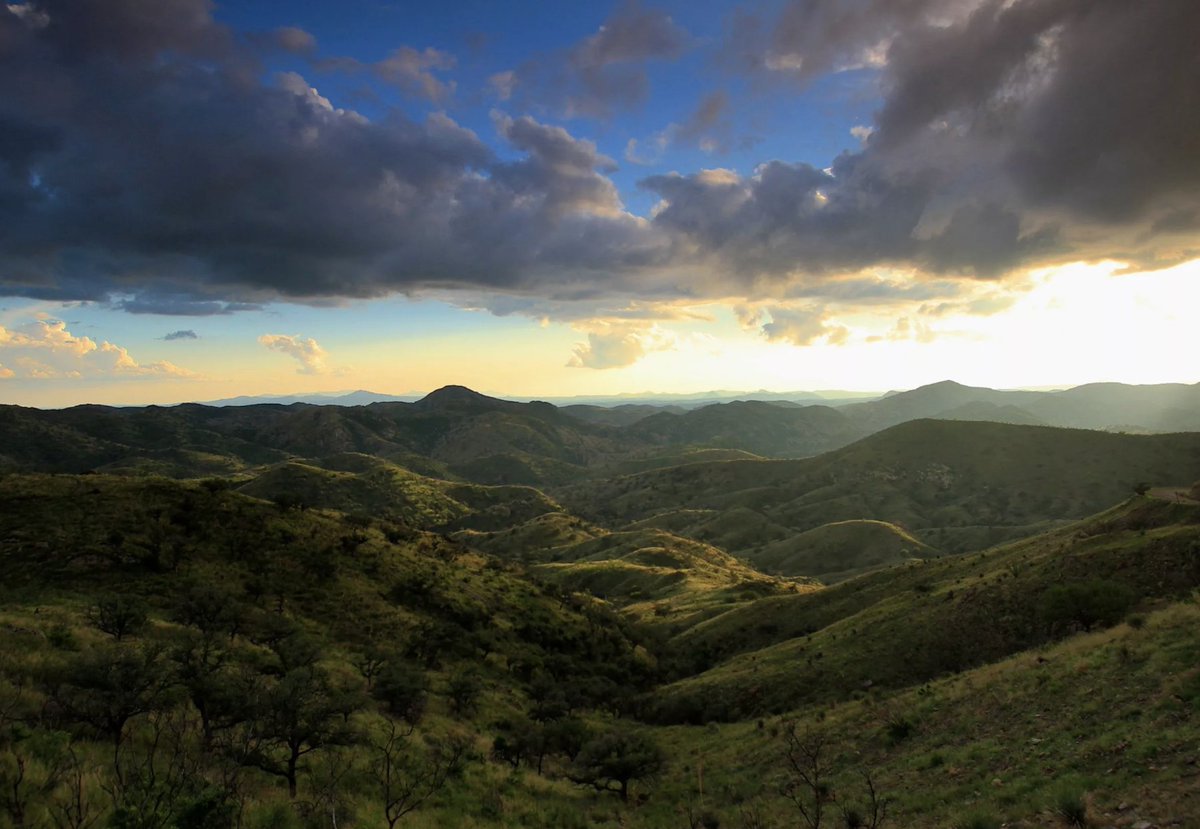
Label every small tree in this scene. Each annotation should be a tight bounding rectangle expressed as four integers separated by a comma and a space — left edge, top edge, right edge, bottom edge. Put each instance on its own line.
569, 729, 664, 802
88, 595, 149, 642
780, 722, 829, 829
51, 644, 175, 750
838, 770, 889, 829
169, 631, 255, 749
245, 666, 362, 799
446, 669, 482, 716
372, 720, 470, 829
372, 662, 428, 725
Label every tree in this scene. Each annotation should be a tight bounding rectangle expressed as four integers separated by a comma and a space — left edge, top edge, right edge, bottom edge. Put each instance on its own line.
569, 729, 664, 802
51, 644, 175, 750
446, 669, 482, 716
371, 662, 428, 725
169, 632, 254, 749
245, 666, 362, 799
102, 711, 220, 829
779, 722, 830, 829
776, 723, 891, 829
837, 770, 889, 829
88, 595, 148, 642
1, 728, 71, 829
371, 720, 470, 829
171, 584, 243, 642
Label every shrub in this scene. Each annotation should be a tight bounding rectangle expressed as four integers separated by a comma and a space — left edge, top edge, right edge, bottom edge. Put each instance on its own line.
884, 714, 915, 745
1053, 785, 1091, 828
1040, 579, 1135, 632
955, 813, 1001, 829
46, 623, 77, 650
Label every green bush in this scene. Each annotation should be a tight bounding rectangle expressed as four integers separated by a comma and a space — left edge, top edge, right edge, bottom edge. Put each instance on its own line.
1053, 785, 1091, 828
1040, 579, 1135, 632
955, 813, 1001, 829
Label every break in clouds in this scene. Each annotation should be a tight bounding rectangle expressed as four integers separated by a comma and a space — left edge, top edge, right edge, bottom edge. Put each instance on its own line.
1, 0, 1198, 323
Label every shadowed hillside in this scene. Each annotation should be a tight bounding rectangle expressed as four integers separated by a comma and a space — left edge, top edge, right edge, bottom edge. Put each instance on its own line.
559, 420, 1200, 558
645, 494, 1200, 723
236, 453, 563, 532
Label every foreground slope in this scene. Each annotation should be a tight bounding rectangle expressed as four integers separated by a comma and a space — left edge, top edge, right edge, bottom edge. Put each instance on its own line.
644, 495, 1200, 722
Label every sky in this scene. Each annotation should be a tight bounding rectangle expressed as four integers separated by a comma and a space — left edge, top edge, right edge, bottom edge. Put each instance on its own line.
0, 0, 1198, 407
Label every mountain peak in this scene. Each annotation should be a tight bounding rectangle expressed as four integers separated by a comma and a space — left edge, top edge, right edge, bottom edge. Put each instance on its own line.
415, 385, 501, 408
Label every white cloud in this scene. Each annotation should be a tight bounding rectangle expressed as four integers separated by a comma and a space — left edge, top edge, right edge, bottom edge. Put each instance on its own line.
0, 318, 197, 380
258, 333, 339, 375
850, 124, 875, 144
566, 323, 678, 370
759, 306, 849, 346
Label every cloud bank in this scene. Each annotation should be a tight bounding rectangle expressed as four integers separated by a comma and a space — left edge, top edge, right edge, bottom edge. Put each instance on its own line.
0, 0, 1197, 326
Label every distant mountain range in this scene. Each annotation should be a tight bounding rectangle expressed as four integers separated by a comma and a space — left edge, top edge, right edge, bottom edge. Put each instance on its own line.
199, 387, 882, 409
202, 389, 424, 406
4, 380, 1198, 486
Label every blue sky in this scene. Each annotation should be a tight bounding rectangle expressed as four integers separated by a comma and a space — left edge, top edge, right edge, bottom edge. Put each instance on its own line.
0, 0, 1197, 406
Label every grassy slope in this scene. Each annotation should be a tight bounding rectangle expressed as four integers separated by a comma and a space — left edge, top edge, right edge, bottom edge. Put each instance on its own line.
749, 519, 937, 581
454, 513, 809, 629
0, 473, 648, 683
235, 453, 564, 531
644, 496, 1200, 723
631, 599, 1200, 829
533, 528, 807, 625
341, 597, 1200, 828
627, 401, 860, 458
558, 420, 1200, 556
2, 474, 1199, 826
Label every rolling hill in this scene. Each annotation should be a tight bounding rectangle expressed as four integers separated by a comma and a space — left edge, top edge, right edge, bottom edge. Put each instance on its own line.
558, 419, 1200, 560
645, 493, 1200, 723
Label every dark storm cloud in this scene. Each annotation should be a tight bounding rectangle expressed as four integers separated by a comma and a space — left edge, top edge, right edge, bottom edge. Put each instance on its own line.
494, 1, 689, 118
647, 0, 1200, 281
271, 26, 317, 56
724, 0, 971, 82
0, 0, 1197, 317
0, 0, 671, 308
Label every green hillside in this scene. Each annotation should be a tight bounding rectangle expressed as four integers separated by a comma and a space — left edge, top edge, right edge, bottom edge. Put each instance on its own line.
454, 514, 804, 627
644, 495, 1200, 722
233, 453, 565, 533
749, 519, 937, 581
2, 469, 1199, 826
635, 598, 1200, 828
560, 420, 1200, 556
627, 401, 860, 457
